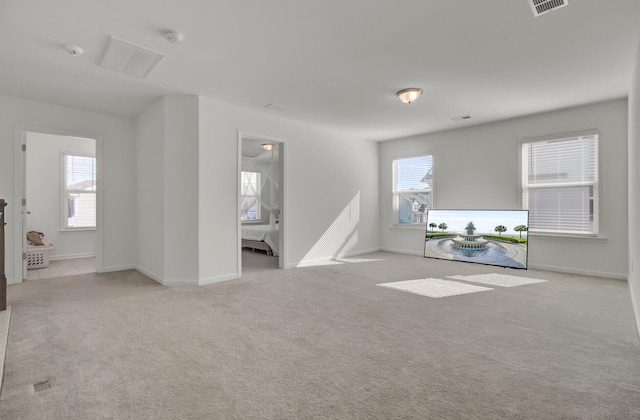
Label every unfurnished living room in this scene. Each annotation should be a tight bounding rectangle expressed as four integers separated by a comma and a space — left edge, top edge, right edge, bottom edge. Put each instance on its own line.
1, 0, 640, 418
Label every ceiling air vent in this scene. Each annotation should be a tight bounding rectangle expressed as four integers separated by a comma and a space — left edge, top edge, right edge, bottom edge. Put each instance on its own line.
99, 37, 165, 78
528, 0, 568, 17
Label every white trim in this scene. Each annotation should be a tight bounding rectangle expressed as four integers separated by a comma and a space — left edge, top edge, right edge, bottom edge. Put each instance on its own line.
380, 247, 424, 256
50, 252, 95, 261
519, 129, 600, 237
528, 263, 626, 281
519, 128, 599, 144
134, 265, 162, 283
237, 131, 287, 276
199, 273, 238, 286
6, 277, 20, 285
389, 224, 427, 230
391, 152, 435, 225
100, 264, 136, 273
162, 279, 199, 287
136, 265, 202, 286
14, 126, 104, 283
61, 150, 97, 230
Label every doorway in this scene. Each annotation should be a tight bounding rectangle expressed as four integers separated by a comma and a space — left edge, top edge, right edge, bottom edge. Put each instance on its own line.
238, 133, 286, 276
20, 130, 101, 281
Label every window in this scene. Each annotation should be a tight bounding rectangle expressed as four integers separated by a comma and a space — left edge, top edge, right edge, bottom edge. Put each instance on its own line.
521, 132, 598, 236
64, 154, 96, 229
393, 154, 434, 225
240, 171, 261, 221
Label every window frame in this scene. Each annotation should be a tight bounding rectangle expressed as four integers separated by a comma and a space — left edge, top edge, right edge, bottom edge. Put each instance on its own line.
392, 152, 435, 228
240, 170, 261, 223
519, 129, 600, 238
62, 152, 97, 231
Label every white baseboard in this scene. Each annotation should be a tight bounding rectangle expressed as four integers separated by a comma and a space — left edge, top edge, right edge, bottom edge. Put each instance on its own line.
100, 264, 136, 273
528, 263, 627, 280
134, 266, 164, 284
199, 273, 238, 286
50, 252, 95, 261
162, 279, 200, 286
380, 247, 424, 256
135, 266, 237, 286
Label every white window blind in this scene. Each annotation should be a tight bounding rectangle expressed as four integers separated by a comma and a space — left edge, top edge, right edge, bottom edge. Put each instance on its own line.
240, 171, 261, 221
64, 154, 96, 229
393, 154, 434, 225
521, 133, 598, 235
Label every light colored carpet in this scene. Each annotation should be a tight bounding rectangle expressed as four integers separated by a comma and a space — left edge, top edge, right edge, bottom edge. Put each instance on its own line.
377, 278, 493, 298
448, 273, 547, 287
1, 252, 639, 419
0, 307, 10, 395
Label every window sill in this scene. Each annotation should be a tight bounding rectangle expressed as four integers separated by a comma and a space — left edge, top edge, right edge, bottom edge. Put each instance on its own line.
59, 227, 96, 232
389, 224, 426, 230
529, 232, 606, 240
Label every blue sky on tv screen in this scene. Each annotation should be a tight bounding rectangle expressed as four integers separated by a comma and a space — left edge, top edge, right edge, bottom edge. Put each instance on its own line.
426, 210, 528, 235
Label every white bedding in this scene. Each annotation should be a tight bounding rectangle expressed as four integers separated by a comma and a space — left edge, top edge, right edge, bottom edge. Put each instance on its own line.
241, 224, 279, 256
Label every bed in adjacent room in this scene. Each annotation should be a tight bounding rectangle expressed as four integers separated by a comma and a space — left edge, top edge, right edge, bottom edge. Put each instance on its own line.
241, 224, 279, 256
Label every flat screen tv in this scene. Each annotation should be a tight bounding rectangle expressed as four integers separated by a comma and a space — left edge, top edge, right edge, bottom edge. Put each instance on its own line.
424, 209, 529, 269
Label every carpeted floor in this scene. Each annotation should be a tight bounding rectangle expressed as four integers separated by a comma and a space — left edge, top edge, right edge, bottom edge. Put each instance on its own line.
1, 251, 639, 419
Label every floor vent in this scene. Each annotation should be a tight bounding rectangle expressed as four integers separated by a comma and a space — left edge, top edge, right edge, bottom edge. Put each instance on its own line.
528, 0, 568, 17
33, 380, 50, 393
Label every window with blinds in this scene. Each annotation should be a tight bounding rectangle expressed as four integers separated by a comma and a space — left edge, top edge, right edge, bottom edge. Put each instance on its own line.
240, 171, 261, 221
521, 132, 598, 236
393, 154, 434, 225
64, 154, 96, 229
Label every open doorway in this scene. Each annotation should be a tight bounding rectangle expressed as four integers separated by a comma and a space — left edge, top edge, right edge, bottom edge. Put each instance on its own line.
22, 131, 99, 280
238, 134, 285, 276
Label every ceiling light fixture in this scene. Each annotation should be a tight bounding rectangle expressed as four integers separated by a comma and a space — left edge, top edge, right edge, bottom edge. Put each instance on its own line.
164, 31, 184, 44
262, 143, 274, 151
397, 88, 423, 104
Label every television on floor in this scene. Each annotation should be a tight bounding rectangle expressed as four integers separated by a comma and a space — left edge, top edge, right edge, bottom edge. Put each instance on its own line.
424, 209, 529, 269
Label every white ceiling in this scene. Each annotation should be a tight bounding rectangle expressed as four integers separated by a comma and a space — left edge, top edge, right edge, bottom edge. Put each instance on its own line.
1, 0, 638, 141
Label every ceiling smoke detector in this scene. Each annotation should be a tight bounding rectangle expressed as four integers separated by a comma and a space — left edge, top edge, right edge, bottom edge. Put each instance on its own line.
164, 31, 184, 44
528, 0, 568, 17
65, 45, 84, 57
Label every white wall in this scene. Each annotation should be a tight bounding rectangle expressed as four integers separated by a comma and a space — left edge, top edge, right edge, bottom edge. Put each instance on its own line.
0, 95, 136, 283
198, 97, 380, 282
26, 132, 95, 260
628, 34, 640, 337
135, 96, 201, 285
135, 99, 165, 281
163, 96, 200, 284
380, 99, 628, 279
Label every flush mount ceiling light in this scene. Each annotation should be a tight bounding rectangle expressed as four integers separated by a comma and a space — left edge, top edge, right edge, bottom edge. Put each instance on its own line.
397, 88, 423, 104
262, 143, 274, 151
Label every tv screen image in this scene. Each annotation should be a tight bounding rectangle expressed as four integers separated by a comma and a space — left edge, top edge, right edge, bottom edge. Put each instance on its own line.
424, 209, 529, 269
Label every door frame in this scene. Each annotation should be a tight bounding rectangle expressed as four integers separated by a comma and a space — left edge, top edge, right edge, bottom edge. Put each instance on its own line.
13, 126, 104, 282
237, 131, 287, 277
